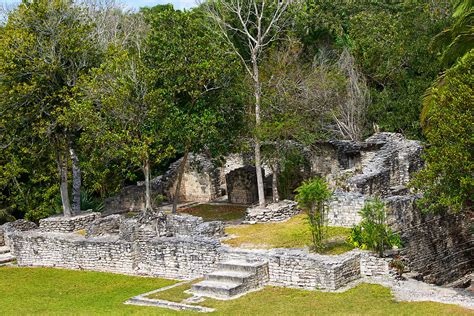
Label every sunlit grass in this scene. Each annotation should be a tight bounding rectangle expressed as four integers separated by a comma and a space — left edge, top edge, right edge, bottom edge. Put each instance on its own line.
179, 204, 247, 221
224, 214, 353, 254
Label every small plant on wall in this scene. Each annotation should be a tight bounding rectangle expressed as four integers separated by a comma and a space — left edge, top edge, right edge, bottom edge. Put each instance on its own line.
348, 197, 402, 256
295, 177, 332, 251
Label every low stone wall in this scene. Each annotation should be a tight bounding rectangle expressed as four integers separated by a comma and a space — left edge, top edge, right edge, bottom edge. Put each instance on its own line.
9, 227, 384, 291
39, 212, 100, 233
11, 231, 221, 279
245, 200, 300, 223
220, 247, 362, 291
359, 251, 391, 277
327, 191, 365, 227
1, 219, 38, 251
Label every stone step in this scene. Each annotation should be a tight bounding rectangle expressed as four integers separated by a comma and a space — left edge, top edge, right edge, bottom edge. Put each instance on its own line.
218, 260, 267, 273
206, 270, 253, 284
0, 253, 15, 264
190, 280, 245, 299
0, 246, 10, 255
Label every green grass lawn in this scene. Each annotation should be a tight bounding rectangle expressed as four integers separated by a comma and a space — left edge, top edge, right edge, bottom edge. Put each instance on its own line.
1, 267, 470, 315
178, 204, 247, 221
224, 214, 354, 254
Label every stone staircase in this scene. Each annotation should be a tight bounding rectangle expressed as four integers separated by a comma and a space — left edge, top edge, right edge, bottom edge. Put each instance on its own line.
190, 260, 268, 299
0, 246, 15, 266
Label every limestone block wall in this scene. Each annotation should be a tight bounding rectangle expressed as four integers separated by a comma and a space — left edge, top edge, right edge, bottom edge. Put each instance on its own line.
327, 191, 365, 227
220, 247, 362, 291
245, 200, 300, 223
1, 219, 38, 251
226, 166, 263, 204
39, 212, 100, 233
359, 251, 391, 277
9, 226, 376, 291
11, 231, 221, 279
164, 154, 221, 203
385, 195, 473, 285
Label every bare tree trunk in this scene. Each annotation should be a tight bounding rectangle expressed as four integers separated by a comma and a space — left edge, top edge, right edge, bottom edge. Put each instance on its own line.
252, 54, 266, 207
143, 157, 152, 211
57, 150, 72, 217
271, 163, 280, 203
172, 149, 189, 214
69, 146, 81, 215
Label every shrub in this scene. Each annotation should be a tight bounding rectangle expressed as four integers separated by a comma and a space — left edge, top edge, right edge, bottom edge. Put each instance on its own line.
295, 177, 332, 251
348, 197, 402, 256
412, 50, 473, 213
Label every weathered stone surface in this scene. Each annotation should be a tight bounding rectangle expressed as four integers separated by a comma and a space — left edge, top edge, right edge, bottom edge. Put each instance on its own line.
359, 251, 391, 277
385, 195, 474, 285
39, 212, 100, 233
226, 166, 263, 205
104, 154, 223, 215
220, 247, 363, 291
309, 133, 423, 195
1, 219, 37, 249
10, 227, 373, 290
245, 200, 300, 223
327, 191, 365, 227
86, 215, 122, 238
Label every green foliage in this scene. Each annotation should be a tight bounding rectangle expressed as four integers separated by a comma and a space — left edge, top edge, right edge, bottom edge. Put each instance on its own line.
80, 191, 104, 213
348, 198, 402, 256
0, 209, 15, 225
297, 1, 453, 139
145, 6, 246, 157
295, 177, 332, 251
277, 149, 308, 200
413, 50, 473, 213
0, 0, 102, 217
432, 0, 474, 66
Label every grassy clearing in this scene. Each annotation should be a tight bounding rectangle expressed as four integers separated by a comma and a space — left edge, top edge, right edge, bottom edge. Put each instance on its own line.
179, 204, 247, 221
0, 267, 177, 315
1, 267, 471, 315
224, 214, 354, 254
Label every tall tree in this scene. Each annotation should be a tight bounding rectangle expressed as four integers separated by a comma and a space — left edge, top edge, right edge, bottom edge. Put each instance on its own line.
72, 47, 172, 211
412, 0, 473, 213
145, 5, 245, 212
0, 0, 101, 217
206, 0, 294, 206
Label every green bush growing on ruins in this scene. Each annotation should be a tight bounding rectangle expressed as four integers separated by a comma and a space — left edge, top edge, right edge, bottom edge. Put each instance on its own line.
295, 177, 332, 251
348, 198, 402, 256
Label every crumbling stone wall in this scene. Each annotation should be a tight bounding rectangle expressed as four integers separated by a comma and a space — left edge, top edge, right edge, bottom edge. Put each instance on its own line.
39, 212, 100, 233
9, 211, 393, 291
359, 251, 391, 277
11, 231, 221, 279
1, 219, 37, 251
10, 227, 369, 290
245, 200, 300, 223
386, 195, 473, 285
226, 166, 263, 204
327, 191, 365, 227
104, 154, 223, 215
220, 247, 362, 290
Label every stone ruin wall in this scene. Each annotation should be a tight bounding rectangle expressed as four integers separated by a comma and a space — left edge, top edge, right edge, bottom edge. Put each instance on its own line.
226, 166, 263, 205
385, 196, 474, 285
5, 214, 390, 291
245, 200, 300, 223
39, 212, 100, 233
